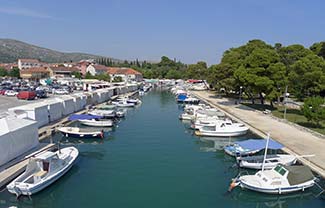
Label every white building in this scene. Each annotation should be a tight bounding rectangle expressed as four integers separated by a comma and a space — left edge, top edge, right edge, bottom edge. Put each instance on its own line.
18, 59, 42, 70
86, 64, 108, 76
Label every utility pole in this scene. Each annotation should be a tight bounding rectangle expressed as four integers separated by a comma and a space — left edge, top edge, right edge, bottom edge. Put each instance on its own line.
283, 85, 288, 119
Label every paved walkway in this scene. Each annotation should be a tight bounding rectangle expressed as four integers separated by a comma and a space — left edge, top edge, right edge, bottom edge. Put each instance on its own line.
192, 90, 325, 178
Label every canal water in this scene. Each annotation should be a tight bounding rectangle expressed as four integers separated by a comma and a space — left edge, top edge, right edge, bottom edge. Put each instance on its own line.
1, 90, 324, 208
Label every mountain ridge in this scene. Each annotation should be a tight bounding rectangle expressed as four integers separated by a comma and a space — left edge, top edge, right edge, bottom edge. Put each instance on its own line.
0, 38, 120, 63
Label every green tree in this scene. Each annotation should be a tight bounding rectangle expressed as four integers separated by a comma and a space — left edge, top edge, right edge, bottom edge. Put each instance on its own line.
0, 67, 7, 77
71, 71, 82, 79
9, 67, 20, 78
95, 73, 111, 81
302, 97, 325, 125
85, 71, 94, 79
112, 76, 123, 82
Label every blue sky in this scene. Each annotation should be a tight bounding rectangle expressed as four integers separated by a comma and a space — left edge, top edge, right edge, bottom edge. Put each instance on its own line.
0, 0, 324, 64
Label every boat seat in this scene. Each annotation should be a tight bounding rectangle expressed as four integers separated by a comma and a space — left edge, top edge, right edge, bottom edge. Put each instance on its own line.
34, 170, 48, 177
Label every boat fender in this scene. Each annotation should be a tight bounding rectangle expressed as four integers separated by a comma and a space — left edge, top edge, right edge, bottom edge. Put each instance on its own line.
228, 180, 239, 192
278, 187, 282, 194
65, 134, 68, 137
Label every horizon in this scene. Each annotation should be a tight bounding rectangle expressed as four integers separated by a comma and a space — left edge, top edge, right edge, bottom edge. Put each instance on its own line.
1, 0, 325, 64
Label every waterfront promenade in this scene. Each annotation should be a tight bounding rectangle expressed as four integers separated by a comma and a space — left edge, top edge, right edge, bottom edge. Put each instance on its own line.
192, 90, 325, 178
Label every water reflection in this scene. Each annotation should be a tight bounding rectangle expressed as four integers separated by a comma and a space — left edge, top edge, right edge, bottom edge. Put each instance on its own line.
230, 189, 316, 208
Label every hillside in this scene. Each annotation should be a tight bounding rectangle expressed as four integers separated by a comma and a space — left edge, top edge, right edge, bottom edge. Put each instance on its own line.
0, 39, 120, 63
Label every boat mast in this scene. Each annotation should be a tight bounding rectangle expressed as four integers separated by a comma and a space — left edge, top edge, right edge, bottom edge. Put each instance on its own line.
261, 133, 270, 171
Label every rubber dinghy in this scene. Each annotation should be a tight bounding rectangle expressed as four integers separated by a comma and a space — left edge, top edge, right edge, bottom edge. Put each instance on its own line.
7, 147, 79, 197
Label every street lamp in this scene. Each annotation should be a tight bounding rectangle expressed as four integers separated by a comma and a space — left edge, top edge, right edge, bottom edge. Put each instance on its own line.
239, 86, 243, 104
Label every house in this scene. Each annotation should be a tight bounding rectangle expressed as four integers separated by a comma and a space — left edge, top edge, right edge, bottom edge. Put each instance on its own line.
86, 64, 108, 76
20, 67, 52, 80
76, 61, 93, 75
107, 67, 143, 82
51, 66, 81, 78
18, 59, 42, 70
0, 63, 17, 72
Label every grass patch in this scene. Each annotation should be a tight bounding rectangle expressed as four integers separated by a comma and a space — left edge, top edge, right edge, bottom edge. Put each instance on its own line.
242, 103, 325, 135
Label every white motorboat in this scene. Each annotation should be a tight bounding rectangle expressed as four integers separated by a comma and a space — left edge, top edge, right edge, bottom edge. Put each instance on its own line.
7, 147, 79, 197
117, 96, 141, 104
79, 119, 113, 127
237, 154, 297, 170
179, 105, 203, 120
191, 117, 228, 129
195, 120, 249, 137
112, 100, 135, 107
232, 165, 315, 194
88, 109, 116, 118
58, 127, 104, 138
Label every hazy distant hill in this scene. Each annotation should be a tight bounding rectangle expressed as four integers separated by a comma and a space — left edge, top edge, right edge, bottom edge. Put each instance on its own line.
0, 39, 120, 63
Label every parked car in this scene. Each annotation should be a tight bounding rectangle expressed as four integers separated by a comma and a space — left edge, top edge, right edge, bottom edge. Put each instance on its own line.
35, 90, 47, 98
5, 90, 18, 96
17, 91, 37, 100
54, 89, 69, 95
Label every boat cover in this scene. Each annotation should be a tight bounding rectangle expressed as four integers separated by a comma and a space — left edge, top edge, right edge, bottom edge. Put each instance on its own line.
285, 165, 314, 186
235, 139, 283, 151
177, 94, 187, 101
68, 114, 102, 121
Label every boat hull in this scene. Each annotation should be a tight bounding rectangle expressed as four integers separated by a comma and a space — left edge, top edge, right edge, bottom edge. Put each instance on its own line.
239, 179, 315, 194
195, 129, 248, 137
79, 119, 113, 127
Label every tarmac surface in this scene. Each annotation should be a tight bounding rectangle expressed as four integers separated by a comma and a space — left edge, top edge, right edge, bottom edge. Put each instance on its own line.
192, 90, 325, 178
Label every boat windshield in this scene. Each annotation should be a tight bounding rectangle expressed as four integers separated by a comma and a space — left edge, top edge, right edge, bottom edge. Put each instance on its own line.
274, 165, 287, 176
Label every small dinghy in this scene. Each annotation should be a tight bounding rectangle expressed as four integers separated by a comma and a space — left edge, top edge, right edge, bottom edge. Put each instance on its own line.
237, 154, 297, 170
58, 127, 104, 139
7, 147, 79, 197
232, 164, 315, 194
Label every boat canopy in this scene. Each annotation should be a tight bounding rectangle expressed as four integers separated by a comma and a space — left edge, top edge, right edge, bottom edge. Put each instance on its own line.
235, 139, 284, 151
284, 165, 314, 186
177, 94, 187, 101
68, 114, 102, 121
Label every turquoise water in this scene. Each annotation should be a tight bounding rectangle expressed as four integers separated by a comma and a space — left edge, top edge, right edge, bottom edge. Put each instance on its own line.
1, 90, 324, 208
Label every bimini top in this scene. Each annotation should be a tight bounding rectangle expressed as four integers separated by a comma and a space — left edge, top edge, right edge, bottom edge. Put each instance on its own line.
235, 139, 284, 151
68, 114, 102, 121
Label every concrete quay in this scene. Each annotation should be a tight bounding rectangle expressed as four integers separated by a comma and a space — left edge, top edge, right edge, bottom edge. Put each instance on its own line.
191, 90, 325, 178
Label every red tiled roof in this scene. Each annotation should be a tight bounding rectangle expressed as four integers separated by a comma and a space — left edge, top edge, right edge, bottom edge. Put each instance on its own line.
0, 63, 17, 71
107, 67, 142, 75
18, 59, 40, 63
92, 64, 107, 71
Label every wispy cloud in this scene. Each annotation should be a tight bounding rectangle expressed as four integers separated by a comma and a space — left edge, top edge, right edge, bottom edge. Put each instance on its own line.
0, 7, 54, 19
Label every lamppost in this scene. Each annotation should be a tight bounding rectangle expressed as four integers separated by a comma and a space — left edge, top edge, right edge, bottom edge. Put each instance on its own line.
239, 86, 243, 104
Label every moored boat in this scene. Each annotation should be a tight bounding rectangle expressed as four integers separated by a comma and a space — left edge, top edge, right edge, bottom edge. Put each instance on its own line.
7, 147, 79, 197
58, 127, 104, 139
78, 119, 113, 127
233, 164, 315, 194
88, 109, 116, 118
237, 154, 297, 170
195, 120, 249, 137
224, 138, 284, 157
